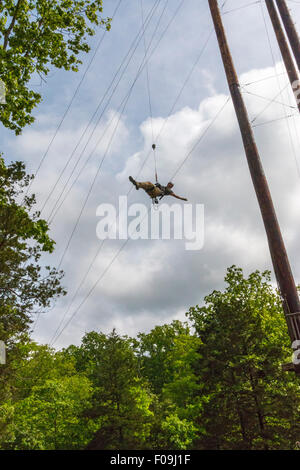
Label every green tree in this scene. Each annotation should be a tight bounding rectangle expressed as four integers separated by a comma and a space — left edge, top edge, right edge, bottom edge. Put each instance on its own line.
139, 322, 203, 449
0, 158, 66, 412
158, 413, 198, 450
0, 343, 95, 449
0, 158, 65, 344
187, 266, 300, 450
9, 376, 94, 449
8, 342, 77, 401
162, 330, 202, 415
66, 330, 154, 449
138, 321, 190, 395
0, 0, 111, 134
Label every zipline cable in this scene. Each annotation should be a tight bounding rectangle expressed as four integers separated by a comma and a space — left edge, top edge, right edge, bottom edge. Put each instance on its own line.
140, 0, 157, 182
51, 207, 151, 346
222, 1, 260, 15
40, 0, 163, 218
46, 0, 167, 224
242, 86, 296, 111
54, 0, 175, 270
252, 113, 298, 126
171, 97, 231, 181
48, 0, 183, 230
241, 71, 286, 87
34, 0, 168, 333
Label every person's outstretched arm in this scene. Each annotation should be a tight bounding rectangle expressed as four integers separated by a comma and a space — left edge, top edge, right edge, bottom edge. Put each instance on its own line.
170, 193, 188, 201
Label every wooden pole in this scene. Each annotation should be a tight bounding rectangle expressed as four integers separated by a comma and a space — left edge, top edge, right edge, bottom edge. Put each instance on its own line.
275, 0, 300, 72
208, 0, 300, 372
265, 0, 300, 113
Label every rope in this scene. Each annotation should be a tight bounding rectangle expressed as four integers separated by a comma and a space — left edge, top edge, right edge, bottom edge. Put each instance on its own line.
222, 1, 260, 15
242, 87, 296, 111
135, 27, 215, 184
252, 113, 298, 127
250, 82, 290, 123
241, 72, 286, 87
51, 207, 151, 346
140, 0, 158, 182
171, 97, 231, 180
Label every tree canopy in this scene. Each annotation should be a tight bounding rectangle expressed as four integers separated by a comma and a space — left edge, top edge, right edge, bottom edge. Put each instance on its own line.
0, 157, 65, 343
0, 157, 66, 418
0, 0, 111, 134
1, 266, 300, 450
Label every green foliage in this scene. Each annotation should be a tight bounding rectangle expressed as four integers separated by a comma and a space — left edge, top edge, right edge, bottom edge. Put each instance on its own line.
1, 265, 300, 450
137, 322, 205, 450
0, 402, 14, 443
9, 376, 94, 449
0, 0, 111, 134
67, 330, 154, 449
138, 321, 190, 394
159, 413, 197, 450
0, 157, 66, 345
161, 331, 202, 413
187, 266, 300, 450
0, 157, 65, 421
1, 343, 96, 449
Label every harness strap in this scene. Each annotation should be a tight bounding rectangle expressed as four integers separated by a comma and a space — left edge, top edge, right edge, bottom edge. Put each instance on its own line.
145, 184, 156, 196
152, 144, 158, 182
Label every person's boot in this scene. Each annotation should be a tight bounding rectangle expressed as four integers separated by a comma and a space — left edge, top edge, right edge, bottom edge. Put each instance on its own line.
129, 176, 139, 190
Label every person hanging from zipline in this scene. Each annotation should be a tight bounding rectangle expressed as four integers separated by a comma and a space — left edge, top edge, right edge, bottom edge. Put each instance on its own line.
129, 176, 188, 204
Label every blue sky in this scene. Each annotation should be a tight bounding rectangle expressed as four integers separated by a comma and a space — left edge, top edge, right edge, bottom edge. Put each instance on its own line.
3, 0, 300, 348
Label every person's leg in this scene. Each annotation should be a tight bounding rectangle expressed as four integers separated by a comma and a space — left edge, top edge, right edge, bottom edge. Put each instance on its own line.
129, 176, 139, 189
129, 177, 156, 191
129, 177, 162, 199
137, 181, 155, 191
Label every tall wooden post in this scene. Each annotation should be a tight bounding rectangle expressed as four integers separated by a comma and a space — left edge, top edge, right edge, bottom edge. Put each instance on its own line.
208, 0, 300, 372
265, 0, 300, 113
275, 0, 300, 72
